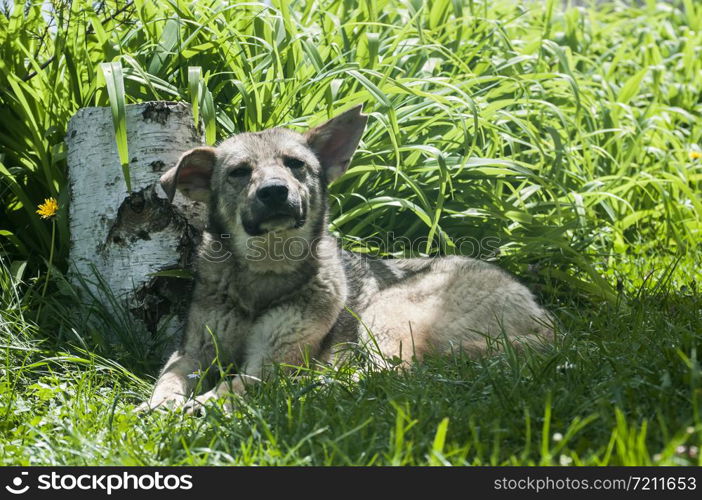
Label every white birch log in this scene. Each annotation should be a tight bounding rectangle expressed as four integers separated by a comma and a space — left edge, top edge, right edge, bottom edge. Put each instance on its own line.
66, 101, 206, 355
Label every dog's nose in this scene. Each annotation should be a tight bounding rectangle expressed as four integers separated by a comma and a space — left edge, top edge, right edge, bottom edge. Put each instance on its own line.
256, 180, 289, 207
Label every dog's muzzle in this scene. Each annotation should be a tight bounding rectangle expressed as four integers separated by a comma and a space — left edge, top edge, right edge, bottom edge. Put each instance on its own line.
242, 180, 306, 235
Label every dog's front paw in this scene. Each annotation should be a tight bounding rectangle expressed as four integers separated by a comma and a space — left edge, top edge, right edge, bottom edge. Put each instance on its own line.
183, 388, 236, 416
182, 391, 211, 416
183, 389, 232, 415
134, 401, 151, 413
135, 393, 187, 413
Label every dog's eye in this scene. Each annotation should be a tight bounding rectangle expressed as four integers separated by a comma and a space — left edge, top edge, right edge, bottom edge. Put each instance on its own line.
229, 165, 252, 178
283, 156, 305, 169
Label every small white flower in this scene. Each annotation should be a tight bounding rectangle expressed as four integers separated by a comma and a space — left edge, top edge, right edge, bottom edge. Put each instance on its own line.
689, 446, 698, 458
552, 432, 563, 442
676, 445, 687, 455
559, 455, 573, 466
686, 426, 695, 434
556, 362, 575, 373
187, 370, 201, 380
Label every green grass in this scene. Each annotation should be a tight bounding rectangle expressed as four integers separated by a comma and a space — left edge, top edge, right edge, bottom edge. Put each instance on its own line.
1, 257, 701, 465
1, 0, 701, 465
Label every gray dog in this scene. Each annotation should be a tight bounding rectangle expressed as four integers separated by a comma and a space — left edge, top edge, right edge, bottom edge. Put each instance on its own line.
141, 105, 552, 412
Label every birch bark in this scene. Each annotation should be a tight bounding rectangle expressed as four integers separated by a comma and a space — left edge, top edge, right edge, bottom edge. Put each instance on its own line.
66, 101, 205, 354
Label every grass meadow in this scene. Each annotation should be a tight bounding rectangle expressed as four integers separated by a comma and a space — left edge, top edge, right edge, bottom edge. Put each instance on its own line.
1, 0, 701, 465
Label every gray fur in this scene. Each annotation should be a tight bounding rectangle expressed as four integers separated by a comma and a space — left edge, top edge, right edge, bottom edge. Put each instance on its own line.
141, 105, 552, 412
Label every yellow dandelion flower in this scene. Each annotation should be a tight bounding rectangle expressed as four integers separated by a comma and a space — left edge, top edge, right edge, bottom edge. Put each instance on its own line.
36, 197, 59, 219
690, 150, 702, 160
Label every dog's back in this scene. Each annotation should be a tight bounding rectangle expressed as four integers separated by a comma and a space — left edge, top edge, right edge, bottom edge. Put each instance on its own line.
326, 250, 552, 366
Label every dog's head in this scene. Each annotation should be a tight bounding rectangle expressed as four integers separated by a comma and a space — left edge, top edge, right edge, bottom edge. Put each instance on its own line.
161, 106, 367, 247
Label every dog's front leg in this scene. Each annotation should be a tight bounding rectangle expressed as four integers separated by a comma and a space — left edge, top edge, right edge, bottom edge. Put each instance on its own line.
185, 302, 338, 414
137, 350, 200, 411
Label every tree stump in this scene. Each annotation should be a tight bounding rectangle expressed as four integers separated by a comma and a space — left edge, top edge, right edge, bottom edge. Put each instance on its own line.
66, 101, 206, 356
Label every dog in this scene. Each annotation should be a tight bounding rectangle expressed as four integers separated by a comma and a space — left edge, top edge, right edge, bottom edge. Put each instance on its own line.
141, 105, 552, 412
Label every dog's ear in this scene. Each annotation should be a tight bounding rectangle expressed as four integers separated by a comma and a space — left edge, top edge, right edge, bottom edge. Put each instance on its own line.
160, 147, 216, 202
304, 105, 368, 182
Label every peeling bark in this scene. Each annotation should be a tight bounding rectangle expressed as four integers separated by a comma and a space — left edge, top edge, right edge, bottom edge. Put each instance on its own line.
66, 102, 206, 355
